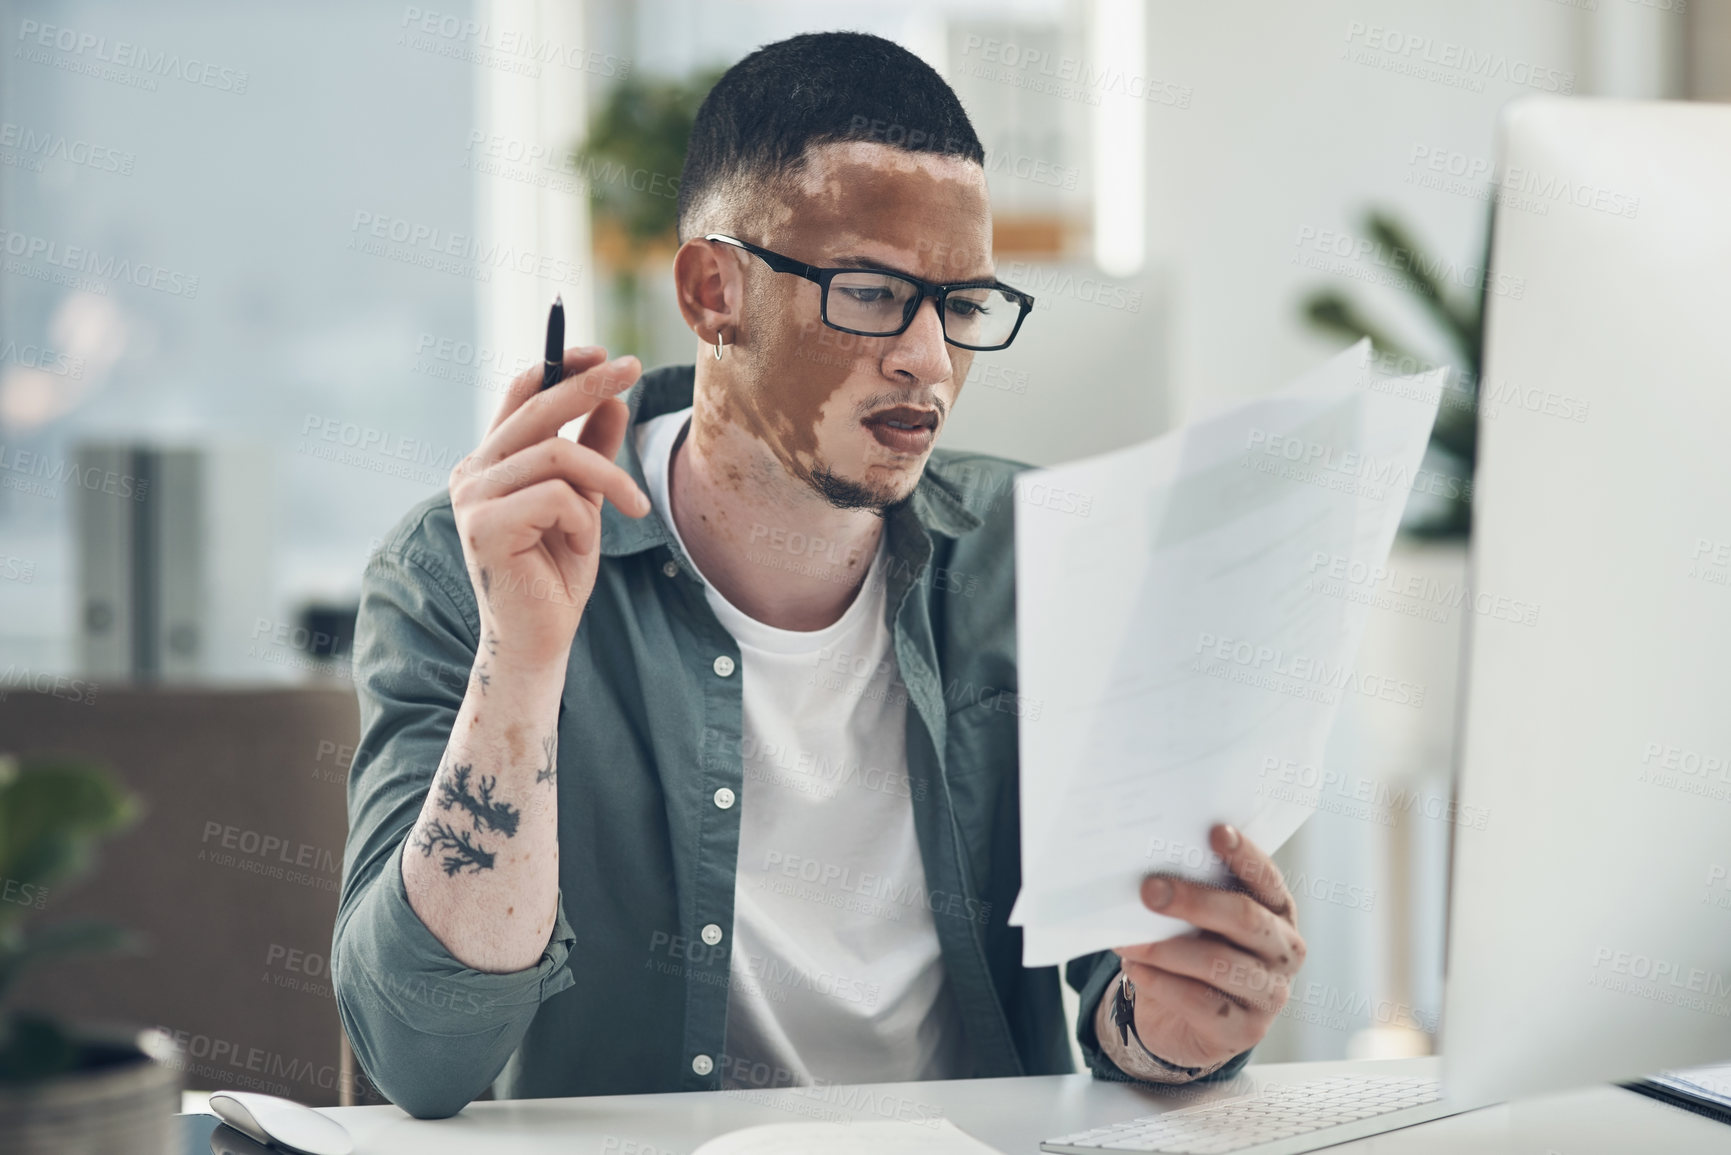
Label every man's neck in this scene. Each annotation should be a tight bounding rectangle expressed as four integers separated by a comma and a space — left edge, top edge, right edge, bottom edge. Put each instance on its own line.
668, 407, 886, 632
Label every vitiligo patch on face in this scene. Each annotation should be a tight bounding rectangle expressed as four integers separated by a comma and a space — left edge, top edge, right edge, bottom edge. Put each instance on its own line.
714, 142, 993, 496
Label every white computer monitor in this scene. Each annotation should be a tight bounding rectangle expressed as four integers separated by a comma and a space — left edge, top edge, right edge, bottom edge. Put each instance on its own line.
1443, 95, 1731, 1108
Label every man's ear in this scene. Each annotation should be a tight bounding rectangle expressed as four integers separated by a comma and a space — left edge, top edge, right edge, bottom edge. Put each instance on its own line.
674, 237, 741, 346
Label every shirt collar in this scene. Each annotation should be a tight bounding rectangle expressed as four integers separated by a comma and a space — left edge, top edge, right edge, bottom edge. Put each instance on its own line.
599, 364, 983, 557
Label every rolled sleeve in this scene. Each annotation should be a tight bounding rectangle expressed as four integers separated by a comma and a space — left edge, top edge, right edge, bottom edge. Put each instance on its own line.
334, 840, 577, 1117
333, 532, 576, 1117
1068, 950, 1253, 1087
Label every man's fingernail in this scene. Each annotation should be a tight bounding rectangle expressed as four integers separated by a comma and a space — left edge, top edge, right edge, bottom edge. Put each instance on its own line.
1145, 877, 1174, 909
575, 344, 603, 356
1221, 825, 1241, 851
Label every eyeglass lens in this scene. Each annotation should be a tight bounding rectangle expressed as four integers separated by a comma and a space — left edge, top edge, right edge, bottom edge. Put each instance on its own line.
825, 271, 1021, 348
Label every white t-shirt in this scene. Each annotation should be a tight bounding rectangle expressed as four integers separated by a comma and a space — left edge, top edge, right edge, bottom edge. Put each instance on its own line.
637, 408, 968, 1089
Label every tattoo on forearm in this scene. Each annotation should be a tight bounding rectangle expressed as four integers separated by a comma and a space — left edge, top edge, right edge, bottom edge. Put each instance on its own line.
438, 763, 521, 836
413, 818, 497, 875
535, 733, 557, 786
479, 566, 494, 612
413, 757, 522, 876
472, 630, 498, 696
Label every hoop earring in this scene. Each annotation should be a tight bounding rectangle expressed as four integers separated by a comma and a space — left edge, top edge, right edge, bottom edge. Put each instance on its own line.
713, 331, 728, 361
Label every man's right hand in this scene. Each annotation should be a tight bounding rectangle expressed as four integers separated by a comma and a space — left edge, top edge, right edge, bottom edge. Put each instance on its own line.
449, 346, 651, 671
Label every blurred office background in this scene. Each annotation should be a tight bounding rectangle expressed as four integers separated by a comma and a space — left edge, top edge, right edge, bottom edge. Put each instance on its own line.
2, 0, 1728, 1089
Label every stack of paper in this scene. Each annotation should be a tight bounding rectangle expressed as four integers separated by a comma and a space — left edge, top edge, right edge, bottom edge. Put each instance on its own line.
1642, 1064, 1731, 1113
1009, 341, 1445, 966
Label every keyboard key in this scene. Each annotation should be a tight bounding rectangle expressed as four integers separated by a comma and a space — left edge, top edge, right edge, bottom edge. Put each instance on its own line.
1043, 1076, 1441, 1153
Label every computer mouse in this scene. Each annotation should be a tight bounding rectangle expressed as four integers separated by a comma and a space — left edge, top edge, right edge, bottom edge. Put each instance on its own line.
207, 1091, 354, 1155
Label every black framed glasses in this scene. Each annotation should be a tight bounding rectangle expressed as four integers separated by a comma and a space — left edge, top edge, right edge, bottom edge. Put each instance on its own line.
704, 233, 1035, 351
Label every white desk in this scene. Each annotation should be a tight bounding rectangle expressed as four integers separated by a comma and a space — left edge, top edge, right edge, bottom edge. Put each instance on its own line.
194, 1057, 1731, 1154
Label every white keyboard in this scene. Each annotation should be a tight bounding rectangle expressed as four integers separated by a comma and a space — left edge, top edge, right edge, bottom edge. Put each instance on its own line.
1042, 1075, 1442, 1154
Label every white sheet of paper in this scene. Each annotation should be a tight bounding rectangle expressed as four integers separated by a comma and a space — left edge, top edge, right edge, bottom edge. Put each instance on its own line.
691, 1118, 1005, 1155
1008, 341, 1443, 966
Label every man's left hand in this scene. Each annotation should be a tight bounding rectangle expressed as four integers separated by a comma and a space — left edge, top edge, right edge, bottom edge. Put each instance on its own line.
1107, 823, 1306, 1076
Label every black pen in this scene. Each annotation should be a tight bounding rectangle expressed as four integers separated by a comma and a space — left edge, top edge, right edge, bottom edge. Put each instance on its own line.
541, 294, 564, 391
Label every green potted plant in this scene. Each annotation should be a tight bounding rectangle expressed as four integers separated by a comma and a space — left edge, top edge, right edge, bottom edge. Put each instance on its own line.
0, 752, 180, 1154
574, 69, 722, 358
1299, 209, 1487, 539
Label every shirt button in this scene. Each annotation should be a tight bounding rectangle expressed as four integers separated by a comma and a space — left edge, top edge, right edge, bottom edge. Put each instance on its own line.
713, 786, 736, 809
712, 655, 735, 677
692, 1053, 714, 1076
700, 923, 723, 946
662, 560, 679, 578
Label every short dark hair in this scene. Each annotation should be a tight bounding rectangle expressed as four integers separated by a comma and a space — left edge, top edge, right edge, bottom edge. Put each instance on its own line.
677, 31, 984, 240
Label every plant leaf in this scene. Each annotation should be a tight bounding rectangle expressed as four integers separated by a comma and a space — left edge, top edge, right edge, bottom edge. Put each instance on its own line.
0, 758, 138, 902
1300, 291, 1421, 365
0, 919, 142, 1006
1365, 211, 1480, 368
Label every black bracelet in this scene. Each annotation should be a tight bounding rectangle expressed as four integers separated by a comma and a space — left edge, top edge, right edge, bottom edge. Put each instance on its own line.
1110, 973, 1207, 1079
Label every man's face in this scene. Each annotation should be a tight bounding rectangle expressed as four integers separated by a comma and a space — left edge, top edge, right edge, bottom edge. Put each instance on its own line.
714, 141, 994, 511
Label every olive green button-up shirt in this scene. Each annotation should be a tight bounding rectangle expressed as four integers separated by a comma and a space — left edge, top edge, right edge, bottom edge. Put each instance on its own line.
333, 365, 1250, 1118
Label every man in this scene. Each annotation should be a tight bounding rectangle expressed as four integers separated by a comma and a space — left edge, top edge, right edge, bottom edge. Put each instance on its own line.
334, 31, 1305, 1120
